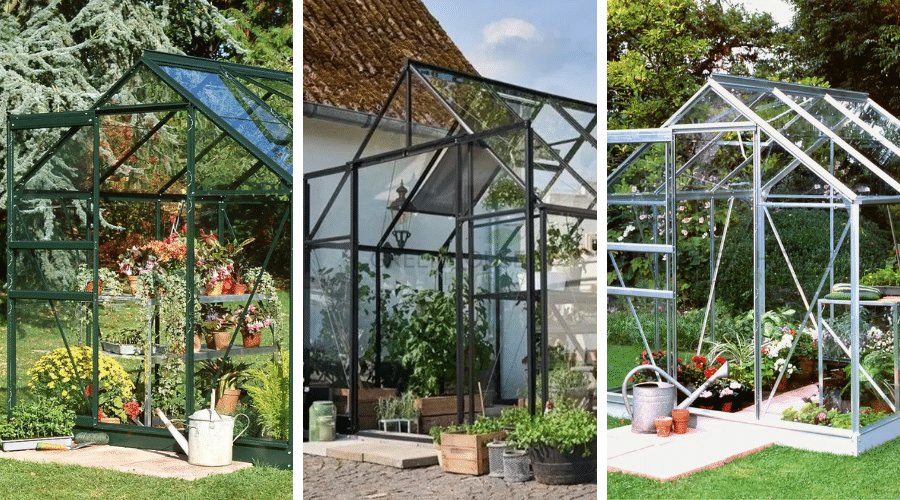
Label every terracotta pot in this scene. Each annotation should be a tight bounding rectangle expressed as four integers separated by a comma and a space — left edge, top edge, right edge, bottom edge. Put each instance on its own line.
84, 280, 104, 295
212, 330, 231, 350
672, 408, 689, 434
205, 281, 224, 296
127, 275, 140, 295
193, 333, 203, 352
232, 283, 247, 295
242, 330, 262, 348
216, 388, 240, 413
655, 416, 673, 437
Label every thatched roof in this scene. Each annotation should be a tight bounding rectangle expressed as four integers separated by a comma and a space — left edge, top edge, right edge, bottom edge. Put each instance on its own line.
303, 0, 477, 116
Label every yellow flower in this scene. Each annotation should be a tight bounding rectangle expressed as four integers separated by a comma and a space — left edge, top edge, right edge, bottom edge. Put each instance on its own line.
61, 390, 68, 398
48, 381, 55, 389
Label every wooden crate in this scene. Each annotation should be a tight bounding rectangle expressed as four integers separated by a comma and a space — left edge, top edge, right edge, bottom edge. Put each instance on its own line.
439, 431, 506, 475
416, 396, 482, 434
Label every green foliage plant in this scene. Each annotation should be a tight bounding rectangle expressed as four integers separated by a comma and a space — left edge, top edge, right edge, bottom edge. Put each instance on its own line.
197, 358, 251, 396
482, 176, 524, 210
0, 397, 75, 440
429, 414, 505, 445
783, 401, 888, 429
382, 284, 492, 397
27, 346, 135, 421
245, 350, 290, 440
375, 393, 419, 421
505, 406, 597, 456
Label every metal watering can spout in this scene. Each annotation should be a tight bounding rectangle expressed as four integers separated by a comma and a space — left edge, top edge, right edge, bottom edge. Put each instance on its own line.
676, 361, 730, 409
155, 407, 189, 454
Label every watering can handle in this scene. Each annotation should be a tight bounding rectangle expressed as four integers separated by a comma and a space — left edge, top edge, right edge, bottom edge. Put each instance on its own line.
233, 414, 250, 443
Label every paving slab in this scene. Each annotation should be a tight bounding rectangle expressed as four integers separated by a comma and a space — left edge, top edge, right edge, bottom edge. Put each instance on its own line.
1, 444, 252, 480
607, 415, 774, 481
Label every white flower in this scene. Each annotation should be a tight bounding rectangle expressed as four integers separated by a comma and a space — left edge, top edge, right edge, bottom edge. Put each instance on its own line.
700, 390, 713, 398
639, 214, 647, 220
702, 232, 708, 239
720, 387, 734, 397
704, 202, 710, 209
631, 185, 638, 193
730, 380, 742, 389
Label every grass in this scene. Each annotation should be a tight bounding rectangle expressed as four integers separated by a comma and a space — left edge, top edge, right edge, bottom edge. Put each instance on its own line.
607, 339, 900, 499
0, 459, 292, 500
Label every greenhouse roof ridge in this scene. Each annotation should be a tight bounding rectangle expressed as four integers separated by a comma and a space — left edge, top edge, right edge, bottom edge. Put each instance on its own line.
408, 59, 597, 112
710, 73, 868, 103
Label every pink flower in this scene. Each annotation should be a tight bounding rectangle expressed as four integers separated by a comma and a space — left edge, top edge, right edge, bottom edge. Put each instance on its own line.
682, 217, 691, 224
681, 229, 688, 236
698, 217, 705, 224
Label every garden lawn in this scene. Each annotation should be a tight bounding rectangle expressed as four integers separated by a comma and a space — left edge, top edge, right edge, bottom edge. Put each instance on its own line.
607, 383, 900, 499
0, 459, 292, 500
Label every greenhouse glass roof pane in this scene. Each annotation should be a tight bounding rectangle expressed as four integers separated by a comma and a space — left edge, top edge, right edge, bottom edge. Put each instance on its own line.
676, 86, 748, 125
159, 65, 293, 175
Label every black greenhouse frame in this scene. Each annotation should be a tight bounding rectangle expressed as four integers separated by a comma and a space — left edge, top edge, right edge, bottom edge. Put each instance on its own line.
304, 60, 597, 434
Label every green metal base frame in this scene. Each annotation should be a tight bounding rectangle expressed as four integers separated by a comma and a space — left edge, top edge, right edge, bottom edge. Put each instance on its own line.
73, 416, 293, 469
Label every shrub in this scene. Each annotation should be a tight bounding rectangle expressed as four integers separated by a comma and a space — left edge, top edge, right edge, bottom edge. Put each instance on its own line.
0, 397, 75, 440
27, 346, 135, 421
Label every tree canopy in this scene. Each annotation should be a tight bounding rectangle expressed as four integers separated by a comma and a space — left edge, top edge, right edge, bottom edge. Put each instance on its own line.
607, 0, 779, 129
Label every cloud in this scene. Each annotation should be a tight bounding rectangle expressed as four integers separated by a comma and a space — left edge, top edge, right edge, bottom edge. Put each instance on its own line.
482, 18, 544, 45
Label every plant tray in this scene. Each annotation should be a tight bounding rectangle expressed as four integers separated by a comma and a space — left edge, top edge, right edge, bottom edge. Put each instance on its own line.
101, 342, 167, 356
1, 435, 73, 452
101, 341, 138, 355
439, 431, 506, 475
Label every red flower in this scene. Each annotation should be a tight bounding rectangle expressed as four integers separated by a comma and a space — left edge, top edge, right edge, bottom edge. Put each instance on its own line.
704, 367, 717, 378
715, 356, 726, 366
97, 409, 105, 420
762, 346, 770, 354
85, 384, 93, 398
641, 360, 649, 365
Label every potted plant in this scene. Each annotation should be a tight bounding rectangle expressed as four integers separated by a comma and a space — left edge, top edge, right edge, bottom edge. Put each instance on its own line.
519, 222, 590, 289
505, 405, 597, 485
233, 303, 274, 348
197, 358, 251, 413
200, 304, 237, 350
75, 264, 124, 296
429, 415, 506, 475
245, 349, 291, 440
0, 398, 75, 451
376, 393, 420, 434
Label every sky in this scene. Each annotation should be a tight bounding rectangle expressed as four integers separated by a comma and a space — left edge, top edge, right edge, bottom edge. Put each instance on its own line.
734, 0, 794, 27
420, 0, 598, 104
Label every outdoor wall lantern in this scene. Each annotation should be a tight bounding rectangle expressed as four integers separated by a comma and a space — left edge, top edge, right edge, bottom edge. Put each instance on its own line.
384, 181, 411, 268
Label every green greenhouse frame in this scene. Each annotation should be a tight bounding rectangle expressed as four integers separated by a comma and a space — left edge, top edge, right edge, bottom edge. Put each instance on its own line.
5, 51, 293, 468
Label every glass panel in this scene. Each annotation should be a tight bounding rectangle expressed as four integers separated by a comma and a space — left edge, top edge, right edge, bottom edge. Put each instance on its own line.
357, 151, 434, 247
12, 249, 92, 293
409, 70, 460, 147
235, 76, 292, 121
307, 248, 353, 393
607, 141, 668, 195
193, 112, 274, 192
159, 65, 292, 174
21, 126, 94, 193
675, 130, 754, 193
415, 66, 521, 133
307, 170, 350, 241
14, 198, 90, 242
98, 111, 187, 194
358, 73, 410, 159
676, 87, 747, 125
98, 64, 185, 107
11, 300, 103, 420
544, 214, 597, 410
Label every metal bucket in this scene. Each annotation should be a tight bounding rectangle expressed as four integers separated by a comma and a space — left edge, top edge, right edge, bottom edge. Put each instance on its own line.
625, 382, 676, 433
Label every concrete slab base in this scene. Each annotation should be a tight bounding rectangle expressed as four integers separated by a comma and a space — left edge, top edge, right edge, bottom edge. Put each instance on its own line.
1, 444, 252, 480
607, 417, 773, 482
303, 434, 438, 469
